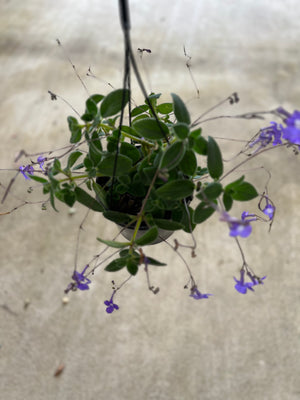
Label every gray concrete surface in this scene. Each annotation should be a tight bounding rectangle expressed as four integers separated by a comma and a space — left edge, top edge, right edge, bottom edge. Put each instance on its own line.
0, 1, 299, 399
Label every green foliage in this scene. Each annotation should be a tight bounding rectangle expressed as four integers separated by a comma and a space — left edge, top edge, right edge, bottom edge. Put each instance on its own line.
67, 116, 82, 143
133, 118, 169, 140
224, 176, 258, 201
100, 89, 130, 117
207, 136, 223, 179
135, 226, 158, 245
156, 179, 194, 200
75, 186, 104, 212
34, 88, 262, 275
171, 93, 191, 124
160, 141, 186, 170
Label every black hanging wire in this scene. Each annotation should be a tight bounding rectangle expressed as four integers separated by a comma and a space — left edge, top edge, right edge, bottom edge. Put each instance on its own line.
110, 0, 169, 206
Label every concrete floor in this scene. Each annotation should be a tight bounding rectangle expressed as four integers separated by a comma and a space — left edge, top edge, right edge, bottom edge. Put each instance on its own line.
0, 1, 300, 399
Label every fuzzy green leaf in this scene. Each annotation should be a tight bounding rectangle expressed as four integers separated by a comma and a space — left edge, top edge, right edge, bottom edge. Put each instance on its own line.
153, 219, 184, 231
207, 136, 223, 179
193, 201, 216, 224
230, 182, 258, 201
156, 179, 194, 201
179, 149, 197, 176
120, 142, 141, 164
172, 123, 190, 140
133, 118, 169, 140
160, 141, 186, 170
97, 154, 132, 177
75, 186, 104, 212
105, 257, 128, 272
100, 89, 130, 117
67, 151, 82, 170
97, 237, 130, 248
29, 175, 48, 184
171, 93, 191, 124
135, 226, 158, 246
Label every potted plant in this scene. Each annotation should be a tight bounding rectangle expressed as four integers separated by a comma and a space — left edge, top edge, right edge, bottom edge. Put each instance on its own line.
1, 0, 299, 313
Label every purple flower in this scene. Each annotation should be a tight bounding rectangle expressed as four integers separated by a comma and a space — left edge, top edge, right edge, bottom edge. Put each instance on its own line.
234, 269, 255, 294
190, 287, 212, 300
104, 291, 119, 313
234, 269, 266, 294
19, 165, 34, 180
72, 265, 91, 290
281, 110, 300, 145
37, 156, 46, 171
249, 122, 282, 151
263, 204, 275, 220
221, 212, 254, 238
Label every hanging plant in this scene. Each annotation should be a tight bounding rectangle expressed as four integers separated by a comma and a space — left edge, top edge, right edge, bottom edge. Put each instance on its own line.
1, 0, 299, 314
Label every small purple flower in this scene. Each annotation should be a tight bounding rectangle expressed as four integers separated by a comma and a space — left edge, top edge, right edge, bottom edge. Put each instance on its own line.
104, 291, 119, 313
234, 269, 266, 294
37, 156, 46, 171
263, 204, 275, 220
234, 269, 255, 294
190, 287, 212, 300
221, 212, 254, 238
281, 110, 300, 145
249, 122, 282, 151
19, 165, 34, 180
72, 265, 91, 290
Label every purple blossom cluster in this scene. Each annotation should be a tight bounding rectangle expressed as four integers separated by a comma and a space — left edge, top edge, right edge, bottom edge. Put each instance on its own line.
234, 269, 266, 294
249, 109, 300, 151
19, 156, 46, 180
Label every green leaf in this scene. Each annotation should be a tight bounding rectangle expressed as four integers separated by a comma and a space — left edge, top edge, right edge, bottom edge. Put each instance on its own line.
223, 192, 233, 211
190, 128, 202, 139
103, 210, 133, 225
180, 206, 196, 233
179, 149, 197, 176
193, 136, 207, 155
156, 179, 194, 201
145, 257, 166, 266
67, 151, 82, 170
120, 142, 141, 164
97, 154, 132, 177
105, 257, 127, 272
100, 89, 130, 117
224, 175, 245, 192
119, 249, 139, 258
193, 201, 216, 224
97, 237, 130, 248
85, 97, 98, 117
135, 226, 158, 246
133, 118, 169, 140
29, 175, 48, 184
171, 93, 191, 124
89, 142, 102, 165
53, 158, 61, 173
160, 141, 186, 170
172, 123, 190, 139
50, 190, 58, 212
207, 136, 223, 179
67, 116, 82, 143
153, 218, 184, 231
197, 182, 223, 201
157, 103, 173, 114
131, 104, 149, 117
230, 182, 258, 201
75, 186, 104, 212
126, 259, 139, 275
89, 94, 104, 104
92, 181, 108, 209
55, 188, 76, 207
